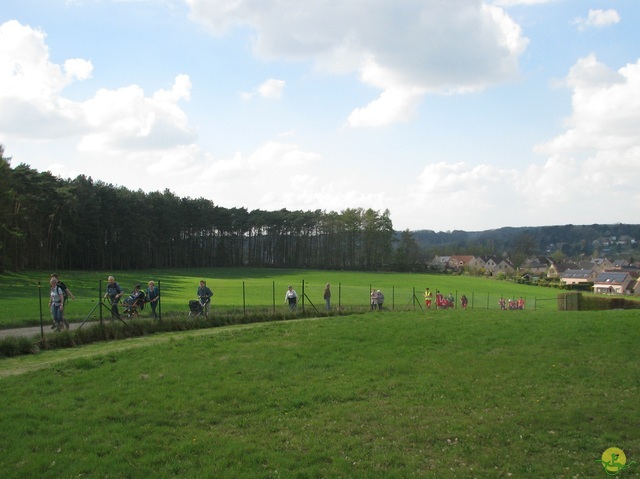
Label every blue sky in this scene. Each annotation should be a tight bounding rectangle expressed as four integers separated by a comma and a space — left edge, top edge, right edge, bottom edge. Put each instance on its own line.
1, 0, 639, 231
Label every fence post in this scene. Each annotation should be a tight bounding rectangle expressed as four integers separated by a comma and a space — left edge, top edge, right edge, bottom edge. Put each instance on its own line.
38, 281, 44, 339
99, 279, 103, 323
338, 283, 342, 313
243, 281, 246, 317
157, 280, 162, 321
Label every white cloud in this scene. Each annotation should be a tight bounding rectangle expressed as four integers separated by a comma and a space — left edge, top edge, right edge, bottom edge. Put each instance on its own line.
394, 53, 640, 230
492, 0, 557, 6
63, 58, 93, 81
574, 9, 620, 30
187, 0, 528, 128
398, 148, 640, 231
78, 75, 196, 153
538, 55, 640, 153
257, 78, 285, 99
347, 85, 425, 128
179, 141, 325, 210
0, 20, 66, 100
4, 8, 638, 232
240, 78, 285, 101
0, 19, 197, 170
0, 20, 88, 137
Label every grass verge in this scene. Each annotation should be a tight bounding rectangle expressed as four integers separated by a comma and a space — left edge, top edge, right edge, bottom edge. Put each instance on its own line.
0, 309, 638, 478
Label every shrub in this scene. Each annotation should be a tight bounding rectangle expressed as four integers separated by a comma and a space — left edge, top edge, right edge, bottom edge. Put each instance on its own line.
0, 337, 20, 357
0, 335, 38, 357
2, 309, 337, 358
560, 292, 640, 311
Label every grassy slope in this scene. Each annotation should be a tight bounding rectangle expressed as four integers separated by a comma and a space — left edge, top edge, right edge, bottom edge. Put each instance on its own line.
0, 268, 558, 327
0, 309, 638, 478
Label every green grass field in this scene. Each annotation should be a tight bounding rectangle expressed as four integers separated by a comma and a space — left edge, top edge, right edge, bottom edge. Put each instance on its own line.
0, 268, 559, 328
0, 309, 638, 478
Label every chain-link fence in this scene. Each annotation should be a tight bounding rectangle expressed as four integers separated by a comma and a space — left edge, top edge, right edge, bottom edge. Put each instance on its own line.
79, 279, 540, 318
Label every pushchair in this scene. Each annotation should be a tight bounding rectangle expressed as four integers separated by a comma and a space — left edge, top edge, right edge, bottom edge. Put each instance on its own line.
122, 290, 146, 318
189, 299, 205, 317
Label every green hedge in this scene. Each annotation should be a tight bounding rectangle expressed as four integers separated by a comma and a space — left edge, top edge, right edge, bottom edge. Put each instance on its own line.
558, 292, 640, 311
0, 310, 329, 359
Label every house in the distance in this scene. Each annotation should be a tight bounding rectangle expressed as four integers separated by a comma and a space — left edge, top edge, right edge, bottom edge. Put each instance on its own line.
547, 262, 578, 279
448, 255, 484, 272
560, 269, 597, 286
611, 259, 630, 269
496, 258, 516, 275
592, 272, 633, 295
521, 257, 553, 275
431, 255, 451, 271
482, 256, 500, 276
590, 258, 614, 273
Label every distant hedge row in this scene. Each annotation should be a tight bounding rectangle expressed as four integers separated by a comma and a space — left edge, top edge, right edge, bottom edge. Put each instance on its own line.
558, 292, 640, 311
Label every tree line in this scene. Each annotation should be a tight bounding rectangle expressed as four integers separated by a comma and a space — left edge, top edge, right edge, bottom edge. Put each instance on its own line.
413, 224, 640, 264
0, 147, 395, 272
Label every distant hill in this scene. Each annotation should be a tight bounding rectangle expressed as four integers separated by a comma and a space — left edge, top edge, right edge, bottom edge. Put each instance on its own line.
410, 224, 640, 259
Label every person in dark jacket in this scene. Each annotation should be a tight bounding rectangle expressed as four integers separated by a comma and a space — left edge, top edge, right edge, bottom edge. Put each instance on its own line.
104, 275, 124, 319
197, 280, 213, 317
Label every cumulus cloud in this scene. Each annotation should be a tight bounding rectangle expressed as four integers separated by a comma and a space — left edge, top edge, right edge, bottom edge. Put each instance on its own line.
241, 78, 285, 101
174, 141, 326, 209
77, 75, 195, 154
574, 9, 620, 30
403, 54, 640, 230
368, 50, 640, 229
0, 19, 197, 184
538, 55, 640, 153
187, 0, 528, 127
0, 20, 89, 137
258, 78, 285, 99
390, 53, 640, 230
492, 0, 556, 6
347, 86, 425, 127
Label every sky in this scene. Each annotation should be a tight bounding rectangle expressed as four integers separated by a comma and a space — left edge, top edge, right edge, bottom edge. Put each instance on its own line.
1, 0, 639, 232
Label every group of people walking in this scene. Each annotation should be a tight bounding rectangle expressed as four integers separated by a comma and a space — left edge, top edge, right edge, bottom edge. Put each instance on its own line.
104, 276, 160, 320
48, 275, 161, 331
423, 288, 468, 310
51, 277, 513, 329
499, 297, 526, 310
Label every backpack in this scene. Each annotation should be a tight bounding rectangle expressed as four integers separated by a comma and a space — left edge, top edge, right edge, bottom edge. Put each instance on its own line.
58, 281, 68, 302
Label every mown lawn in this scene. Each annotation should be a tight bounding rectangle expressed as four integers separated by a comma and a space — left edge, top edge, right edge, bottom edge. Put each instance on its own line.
0, 268, 558, 328
0, 309, 638, 478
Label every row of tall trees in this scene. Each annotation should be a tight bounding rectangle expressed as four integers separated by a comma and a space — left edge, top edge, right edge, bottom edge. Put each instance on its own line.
0, 147, 395, 272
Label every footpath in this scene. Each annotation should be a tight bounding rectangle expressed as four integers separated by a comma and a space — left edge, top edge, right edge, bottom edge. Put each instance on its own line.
0, 321, 98, 340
